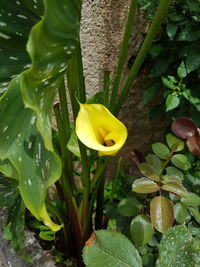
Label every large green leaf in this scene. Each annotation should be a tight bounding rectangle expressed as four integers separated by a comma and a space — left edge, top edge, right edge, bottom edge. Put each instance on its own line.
0, 0, 81, 230
0, 0, 43, 94
83, 230, 142, 267
0, 176, 29, 260
156, 225, 200, 267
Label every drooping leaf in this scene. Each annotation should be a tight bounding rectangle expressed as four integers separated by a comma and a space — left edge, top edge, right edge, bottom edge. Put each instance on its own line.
166, 94, 180, 112
174, 203, 191, 224
150, 196, 174, 233
161, 181, 188, 197
166, 133, 184, 152
171, 154, 191, 170
139, 162, 160, 181
157, 225, 200, 267
118, 197, 141, 217
83, 230, 142, 267
171, 117, 197, 139
0, 0, 82, 230
152, 143, 170, 160
132, 178, 160, 194
181, 193, 200, 207
130, 215, 154, 246
145, 154, 163, 175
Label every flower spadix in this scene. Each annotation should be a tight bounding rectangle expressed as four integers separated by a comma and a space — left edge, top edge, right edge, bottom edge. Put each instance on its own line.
76, 104, 127, 156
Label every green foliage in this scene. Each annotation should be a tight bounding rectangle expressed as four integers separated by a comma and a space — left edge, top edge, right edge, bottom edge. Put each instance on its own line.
156, 225, 200, 266
83, 230, 142, 267
0, 176, 29, 260
139, 0, 200, 122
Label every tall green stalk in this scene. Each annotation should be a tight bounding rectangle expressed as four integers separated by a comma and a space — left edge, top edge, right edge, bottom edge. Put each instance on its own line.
109, 0, 137, 112
114, 0, 173, 116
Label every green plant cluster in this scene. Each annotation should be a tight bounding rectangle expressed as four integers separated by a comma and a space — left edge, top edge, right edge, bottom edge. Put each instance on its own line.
139, 0, 200, 124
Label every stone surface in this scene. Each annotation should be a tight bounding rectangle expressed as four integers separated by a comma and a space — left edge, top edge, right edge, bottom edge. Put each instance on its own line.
0, 210, 55, 267
81, 0, 167, 155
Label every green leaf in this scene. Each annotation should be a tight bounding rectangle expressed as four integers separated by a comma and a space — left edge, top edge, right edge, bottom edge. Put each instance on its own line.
174, 203, 191, 224
177, 61, 187, 79
0, 0, 81, 230
132, 178, 160, 194
166, 94, 180, 111
118, 197, 141, 217
166, 23, 178, 40
186, 49, 200, 73
150, 196, 174, 233
171, 154, 191, 170
165, 166, 183, 180
0, 176, 29, 260
83, 230, 142, 267
162, 174, 182, 184
178, 25, 200, 42
145, 154, 163, 175
130, 215, 154, 246
0, 0, 43, 94
139, 162, 160, 181
67, 130, 80, 157
152, 143, 170, 160
162, 76, 177, 89
181, 193, 200, 207
161, 182, 188, 198
166, 133, 184, 152
189, 207, 200, 224
157, 225, 200, 267
39, 230, 55, 241
143, 82, 160, 104
149, 44, 162, 57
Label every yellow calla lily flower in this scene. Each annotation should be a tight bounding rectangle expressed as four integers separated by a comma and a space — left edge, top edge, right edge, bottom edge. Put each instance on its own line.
75, 104, 127, 156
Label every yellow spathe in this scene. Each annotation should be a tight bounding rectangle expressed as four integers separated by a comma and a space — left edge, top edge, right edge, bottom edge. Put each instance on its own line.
75, 104, 127, 156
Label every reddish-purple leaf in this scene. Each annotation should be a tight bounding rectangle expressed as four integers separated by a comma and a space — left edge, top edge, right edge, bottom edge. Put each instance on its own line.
172, 117, 197, 139
187, 135, 200, 156
150, 196, 174, 233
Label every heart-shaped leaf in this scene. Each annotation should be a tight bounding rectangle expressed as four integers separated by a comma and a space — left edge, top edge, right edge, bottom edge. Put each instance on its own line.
130, 214, 154, 246
150, 196, 174, 233
132, 178, 160, 193
83, 230, 142, 267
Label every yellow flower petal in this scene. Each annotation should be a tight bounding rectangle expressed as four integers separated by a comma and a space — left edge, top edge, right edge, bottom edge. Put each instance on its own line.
75, 104, 127, 156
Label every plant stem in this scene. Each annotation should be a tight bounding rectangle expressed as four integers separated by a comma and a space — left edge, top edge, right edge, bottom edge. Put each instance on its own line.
58, 79, 73, 180
95, 172, 105, 230
114, 0, 173, 116
109, 0, 137, 112
110, 157, 121, 202
103, 71, 111, 107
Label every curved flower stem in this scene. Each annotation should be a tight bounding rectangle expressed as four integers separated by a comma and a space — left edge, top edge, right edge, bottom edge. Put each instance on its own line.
113, 0, 173, 116
109, 0, 137, 112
